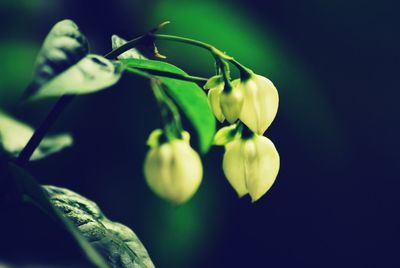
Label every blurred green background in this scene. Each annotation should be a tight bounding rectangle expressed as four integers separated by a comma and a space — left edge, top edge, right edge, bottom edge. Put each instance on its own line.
1, 0, 400, 267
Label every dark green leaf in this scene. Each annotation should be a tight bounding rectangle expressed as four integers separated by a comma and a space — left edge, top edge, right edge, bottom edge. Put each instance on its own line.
43, 185, 155, 268
30, 54, 124, 100
24, 19, 89, 99
0, 110, 72, 160
7, 163, 109, 268
122, 59, 216, 153
111, 35, 147, 60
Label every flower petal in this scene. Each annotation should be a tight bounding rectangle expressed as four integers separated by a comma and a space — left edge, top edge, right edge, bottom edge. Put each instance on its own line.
239, 75, 279, 134
222, 140, 248, 197
208, 85, 225, 123
245, 136, 280, 202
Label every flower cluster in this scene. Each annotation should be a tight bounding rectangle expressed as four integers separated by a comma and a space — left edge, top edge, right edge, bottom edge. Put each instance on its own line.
143, 70, 280, 205
206, 72, 280, 202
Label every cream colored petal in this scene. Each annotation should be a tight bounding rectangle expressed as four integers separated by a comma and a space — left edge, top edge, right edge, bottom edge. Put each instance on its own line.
144, 143, 174, 201
220, 87, 244, 123
222, 140, 248, 197
239, 75, 279, 135
169, 141, 203, 204
238, 79, 260, 133
208, 85, 225, 123
245, 136, 280, 202
254, 75, 279, 134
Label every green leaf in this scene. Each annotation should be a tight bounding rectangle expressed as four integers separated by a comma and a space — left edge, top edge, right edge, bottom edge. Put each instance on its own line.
30, 54, 124, 100
0, 110, 72, 161
7, 163, 109, 268
24, 19, 89, 99
111, 35, 147, 60
43, 185, 155, 268
122, 58, 216, 153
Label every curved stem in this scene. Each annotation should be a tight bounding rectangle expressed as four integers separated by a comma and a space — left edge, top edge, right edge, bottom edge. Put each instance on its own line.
150, 80, 183, 140
150, 34, 253, 79
150, 34, 232, 60
215, 57, 233, 92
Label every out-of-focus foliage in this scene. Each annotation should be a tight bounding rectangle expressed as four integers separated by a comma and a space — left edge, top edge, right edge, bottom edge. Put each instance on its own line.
25, 20, 123, 100
0, 110, 72, 160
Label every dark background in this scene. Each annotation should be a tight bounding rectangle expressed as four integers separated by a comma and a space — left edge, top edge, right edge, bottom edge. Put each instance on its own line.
1, 0, 399, 267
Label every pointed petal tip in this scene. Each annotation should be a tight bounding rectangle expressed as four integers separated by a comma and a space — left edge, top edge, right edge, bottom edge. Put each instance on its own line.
238, 192, 248, 199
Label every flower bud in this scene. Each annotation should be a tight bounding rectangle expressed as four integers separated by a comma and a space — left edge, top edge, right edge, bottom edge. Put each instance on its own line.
207, 84, 225, 123
220, 85, 244, 123
237, 74, 279, 135
222, 134, 280, 202
144, 130, 203, 205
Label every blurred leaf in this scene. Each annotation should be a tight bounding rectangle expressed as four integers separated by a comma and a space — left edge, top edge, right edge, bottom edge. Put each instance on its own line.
111, 35, 147, 60
7, 163, 109, 268
0, 110, 72, 161
0, 41, 38, 104
24, 19, 89, 99
122, 59, 216, 153
30, 54, 124, 100
43, 185, 155, 268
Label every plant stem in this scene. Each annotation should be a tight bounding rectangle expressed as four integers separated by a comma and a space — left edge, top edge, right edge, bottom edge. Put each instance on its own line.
16, 95, 74, 164
150, 34, 253, 79
215, 57, 233, 92
104, 35, 148, 59
150, 34, 232, 60
150, 80, 183, 140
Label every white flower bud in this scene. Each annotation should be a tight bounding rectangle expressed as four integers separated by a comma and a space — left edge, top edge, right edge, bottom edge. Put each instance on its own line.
220, 86, 244, 123
222, 135, 280, 202
237, 74, 279, 135
207, 84, 225, 123
144, 131, 203, 205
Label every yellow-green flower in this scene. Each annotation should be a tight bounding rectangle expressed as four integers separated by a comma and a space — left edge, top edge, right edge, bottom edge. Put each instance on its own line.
143, 130, 203, 205
219, 86, 244, 123
236, 74, 279, 134
222, 134, 280, 202
206, 82, 225, 123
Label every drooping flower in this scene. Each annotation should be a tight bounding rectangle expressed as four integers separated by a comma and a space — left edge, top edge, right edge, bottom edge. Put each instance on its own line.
204, 75, 243, 123
204, 76, 225, 123
143, 129, 203, 205
236, 74, 279, 135
222, 133, 280, 202
219, 85, 244, 123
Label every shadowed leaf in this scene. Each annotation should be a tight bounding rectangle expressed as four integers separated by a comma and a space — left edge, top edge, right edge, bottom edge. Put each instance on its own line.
0, 110, 72, 161
43, 185, 155, 268
24, 19, 88, 99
